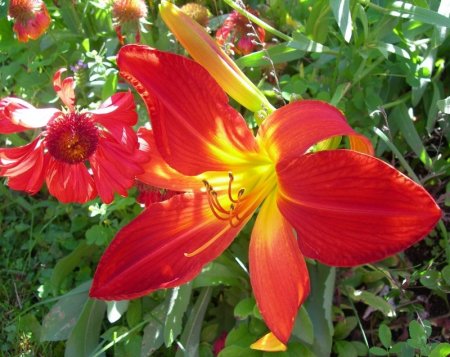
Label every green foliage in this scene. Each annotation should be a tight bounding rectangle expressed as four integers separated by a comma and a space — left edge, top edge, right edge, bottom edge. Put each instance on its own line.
1, 0, 449, 356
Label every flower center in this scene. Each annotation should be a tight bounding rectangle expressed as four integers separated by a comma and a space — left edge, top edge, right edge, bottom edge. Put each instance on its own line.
45, 112, 99, 164
112, 0, 148, 23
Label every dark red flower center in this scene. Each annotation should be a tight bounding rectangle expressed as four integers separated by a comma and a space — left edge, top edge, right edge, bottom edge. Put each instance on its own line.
45, 112, 99, 164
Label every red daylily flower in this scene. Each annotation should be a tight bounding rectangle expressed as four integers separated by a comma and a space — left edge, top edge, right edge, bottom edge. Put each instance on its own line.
8, 0, 51, 42
0, 68, 145, 204
90, 46, 441, 348
216, 6, 265, 55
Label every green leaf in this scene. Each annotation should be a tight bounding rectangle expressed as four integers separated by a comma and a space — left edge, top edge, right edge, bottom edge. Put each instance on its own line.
420, 269, 440, 289
430, 343, 450, 357
437, 96, 450, 114
164, 283, 193, 346
219, 346, 261, 357
291, 306, 314, 345
330, 0, 352, 42
389, 1, 450, 28
106, 300, 129, 323
408, 320, 426, 344
51, 241, 96, 293
352, 341, 368, 356
225, 324, 260, 348
379, 324, 392, 348
304, 263, 335, 357
369, 346, 388, 356
234, 297, 256, 319
141, 303, 167, 356
442, 265, 450, 285
288, 31, 330, 53
194, 262, 243, 288
236, 44, 304, 68
41, 281, 91, 342
18, 313, 41, 342
333, 317, 358, 340
335, 340, 358, 357
176, 287, 213, 357
85, 224, 111, 246
58, 0, 83, 34
389, 104, 433, 169
127, 299, 142, 328
426, 82, 441, 133
101, 72, 118, 100
346, 287, 396, 317
377, 42, 411, 59
65, 299, 106, 357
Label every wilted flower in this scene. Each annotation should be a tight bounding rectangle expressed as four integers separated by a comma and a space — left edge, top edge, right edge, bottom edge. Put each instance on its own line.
112, 0, 148, 44
0, 68, 146, 204
8, 0, 51, 42
216, 6, 265, 55
180, 3, 209, 27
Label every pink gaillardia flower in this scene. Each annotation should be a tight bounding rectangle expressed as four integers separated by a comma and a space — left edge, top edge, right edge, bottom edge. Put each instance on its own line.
216, 6, 265, 55
0, 68, 146, 204
89, 46, 441, 351
112, 0, 148, 45
8, 0, 51, 42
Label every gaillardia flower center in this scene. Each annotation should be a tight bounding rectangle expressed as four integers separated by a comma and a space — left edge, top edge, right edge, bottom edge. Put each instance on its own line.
45, 112, 99, 164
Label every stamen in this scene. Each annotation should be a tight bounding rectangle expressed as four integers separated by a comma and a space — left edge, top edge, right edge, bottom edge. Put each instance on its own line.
203, 173, 246, 228
184, 229, 225, 257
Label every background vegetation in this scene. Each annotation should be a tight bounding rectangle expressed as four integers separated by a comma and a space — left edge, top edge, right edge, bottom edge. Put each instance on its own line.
0, 0, 449, 356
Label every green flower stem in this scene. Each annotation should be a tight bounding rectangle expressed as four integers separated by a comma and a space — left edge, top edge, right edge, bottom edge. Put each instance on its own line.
223, 0, 292, 42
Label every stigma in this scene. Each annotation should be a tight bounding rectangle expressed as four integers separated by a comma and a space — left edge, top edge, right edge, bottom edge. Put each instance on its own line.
45, 112, 99, 164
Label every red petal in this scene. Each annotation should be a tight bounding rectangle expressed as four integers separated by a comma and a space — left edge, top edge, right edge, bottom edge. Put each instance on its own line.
53, 69, 75, 110
0, 97, 58, 132
90, 135, 145, 204
90, 192, 245, 300
46, 159, 96, 203
276, 150, 442, 266
89, 91, 138, 126
89, 92, 139, 153
0, 137, 47, 194
257, 100, 373, 162
137, 128, 203, 192
249, 192, 309, 344
117, 45, 262, 175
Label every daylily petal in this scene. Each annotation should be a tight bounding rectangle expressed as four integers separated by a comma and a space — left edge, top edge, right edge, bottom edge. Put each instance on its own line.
89, 135, 145, 204
159, 0, 274, 114
90, 192, 246, 300
250, 332, 287, 352
276, 150, 442, 266
53, 68, 75, 110
257, 100, 373, 162
137, 127, 204, 192
117, 45, 265, 175
249, 191, 309, 344
46, 158, 96, 203
0, 97, 59, 131
0, 137, 47, 194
